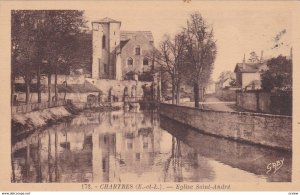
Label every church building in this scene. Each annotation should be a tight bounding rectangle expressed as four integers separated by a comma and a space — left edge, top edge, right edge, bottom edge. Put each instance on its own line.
91, 17, 156, 81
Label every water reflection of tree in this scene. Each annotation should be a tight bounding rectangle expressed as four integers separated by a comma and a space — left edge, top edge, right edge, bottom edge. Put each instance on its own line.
11, 147, 16, 182
11, 110, 162, 183
48, 131, 52, 182
163, 137, 183, 182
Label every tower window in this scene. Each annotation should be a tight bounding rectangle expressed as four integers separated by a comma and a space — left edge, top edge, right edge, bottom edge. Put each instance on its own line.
143, 142, 148, 149
127, 57, 133, 66
127, 142, 133, 149
135, 46, 140, 55
136, 153, 140, 160
143, 58, 149, 65
104, 63, 108, 74
102, 158, 106, 171
102, 35, 106, 49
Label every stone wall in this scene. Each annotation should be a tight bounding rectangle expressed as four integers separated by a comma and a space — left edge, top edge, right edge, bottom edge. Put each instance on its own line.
160, 103, 292, 150
215, 89, 237, 101
236, 91, 292, 115
160, 116, 291, 182
14, 92, 99, 103
86, 78, 152, 99
236, 92, 257, 111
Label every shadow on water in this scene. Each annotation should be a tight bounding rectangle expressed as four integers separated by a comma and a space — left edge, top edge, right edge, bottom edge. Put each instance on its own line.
11, 110, 291, 183
160, 115, 292, 182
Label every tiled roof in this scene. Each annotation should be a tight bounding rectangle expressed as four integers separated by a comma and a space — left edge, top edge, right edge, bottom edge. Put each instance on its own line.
120, 31, 154, 42
57, 81, 102, 93
92, 17, 121, 23
234, 62, 266, 73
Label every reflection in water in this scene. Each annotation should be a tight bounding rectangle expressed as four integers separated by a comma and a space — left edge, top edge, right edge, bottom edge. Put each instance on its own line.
11, 109, 291, 183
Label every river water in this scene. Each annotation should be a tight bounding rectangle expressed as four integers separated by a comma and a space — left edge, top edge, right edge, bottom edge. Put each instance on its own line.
11, 109, 291, 183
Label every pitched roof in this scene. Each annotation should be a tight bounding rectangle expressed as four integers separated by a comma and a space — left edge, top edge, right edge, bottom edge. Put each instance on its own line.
57, 81, 102, 93
234, 62, 266, 73
120, 31, 154, 42
92, 17, 121, 24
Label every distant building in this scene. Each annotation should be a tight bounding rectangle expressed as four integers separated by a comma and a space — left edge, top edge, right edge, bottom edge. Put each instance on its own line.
204, 81, 216, 94
91, 17, 155, 81
234, 53, 267, 90
215, 77, 235, 90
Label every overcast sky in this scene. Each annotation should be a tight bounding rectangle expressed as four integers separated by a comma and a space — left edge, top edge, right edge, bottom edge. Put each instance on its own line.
83, 1, 292, 80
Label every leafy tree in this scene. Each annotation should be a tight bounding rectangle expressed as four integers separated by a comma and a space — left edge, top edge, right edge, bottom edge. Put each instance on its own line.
41, 10, 87, 101
218, 71, 234, 82
228, 79, 237, 87
184, 12, 217, 108
248, 51, 259, 63
261, 55, 292, 92
11, 10, 40, 104
11, 10, 87, 103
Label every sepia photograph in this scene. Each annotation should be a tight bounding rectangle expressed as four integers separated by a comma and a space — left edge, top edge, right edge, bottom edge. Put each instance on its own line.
1, 0, 300, 192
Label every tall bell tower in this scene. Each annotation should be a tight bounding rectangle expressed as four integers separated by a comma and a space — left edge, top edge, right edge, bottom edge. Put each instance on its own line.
92, 17, 121, 79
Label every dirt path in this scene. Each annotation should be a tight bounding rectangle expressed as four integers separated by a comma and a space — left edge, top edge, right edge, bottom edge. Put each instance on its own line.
180, 97, 237, 112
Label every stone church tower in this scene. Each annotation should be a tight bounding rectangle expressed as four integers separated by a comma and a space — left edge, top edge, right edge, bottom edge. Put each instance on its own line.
92, 17, 122, 80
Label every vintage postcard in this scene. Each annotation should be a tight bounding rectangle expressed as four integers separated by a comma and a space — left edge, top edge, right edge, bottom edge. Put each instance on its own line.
0, 0, 300, 192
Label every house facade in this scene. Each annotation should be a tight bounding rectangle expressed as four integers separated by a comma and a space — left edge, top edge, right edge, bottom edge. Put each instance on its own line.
234, 60, 267, 90
120, 31, 154, 80
91, 17, 155, 81
205, 81, 216, 94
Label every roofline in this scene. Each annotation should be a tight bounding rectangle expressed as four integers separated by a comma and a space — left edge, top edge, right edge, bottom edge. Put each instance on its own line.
92, 20, 121, 24
120, 31, 154, 42
234, 64, 239, 73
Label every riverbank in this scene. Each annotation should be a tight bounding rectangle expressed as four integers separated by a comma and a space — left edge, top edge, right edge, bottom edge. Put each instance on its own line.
11, 102, 122, 137
12, 105, 73, 137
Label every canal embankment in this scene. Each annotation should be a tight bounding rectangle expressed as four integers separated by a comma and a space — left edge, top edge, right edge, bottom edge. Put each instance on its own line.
160, 116, 291, 182
11, 101, 122, 137
12, 104, 75, 136
160, 103, 292, 151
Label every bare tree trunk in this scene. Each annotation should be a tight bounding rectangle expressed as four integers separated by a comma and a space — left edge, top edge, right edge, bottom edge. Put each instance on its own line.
47, 72, 51, 102
63, 81, 67, 100
194, 82, 200, 108
157, 85, 160, 102
176, 80, 180, 105
172, 78, 176, 104
200, 87, 204, 102
37, 63, 41, 103
25, 70, 30, 105
54, 64, 58, 102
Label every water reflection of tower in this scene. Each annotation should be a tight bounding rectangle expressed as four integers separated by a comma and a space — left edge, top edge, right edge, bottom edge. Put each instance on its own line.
92, 130, 120, 182
117, 111, 160, 178
100, 133, 118, 182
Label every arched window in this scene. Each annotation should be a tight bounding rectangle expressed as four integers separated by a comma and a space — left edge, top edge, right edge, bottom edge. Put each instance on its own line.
143, 58, 149, 65
127, 57, 133, 66
135, 45, 140, 55
102, 35, 106, 49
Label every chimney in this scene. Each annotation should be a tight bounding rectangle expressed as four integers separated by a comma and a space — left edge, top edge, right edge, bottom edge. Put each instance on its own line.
290, 47, 293, 61
260, 50, 264, 62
